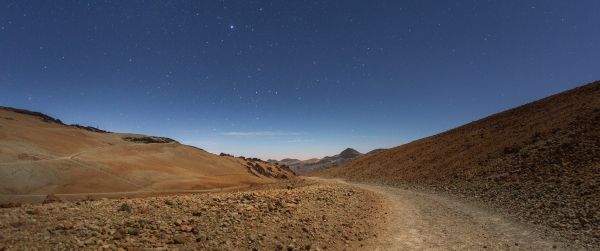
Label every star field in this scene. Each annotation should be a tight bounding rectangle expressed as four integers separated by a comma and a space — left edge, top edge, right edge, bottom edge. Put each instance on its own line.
1, 0, 599, 159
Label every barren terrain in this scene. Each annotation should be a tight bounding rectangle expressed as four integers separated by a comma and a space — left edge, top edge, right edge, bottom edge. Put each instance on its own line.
0, 178, 387, 250
2, 177, 583, 250
1, 82, 598, 250
0, 107, 293, 202
314, 80, 600, 247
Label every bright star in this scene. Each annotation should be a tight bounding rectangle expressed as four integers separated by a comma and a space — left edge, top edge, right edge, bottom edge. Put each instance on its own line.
229, 25, 235, 30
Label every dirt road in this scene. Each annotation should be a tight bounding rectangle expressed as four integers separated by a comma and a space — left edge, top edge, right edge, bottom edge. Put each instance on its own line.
309, 177, 570, 250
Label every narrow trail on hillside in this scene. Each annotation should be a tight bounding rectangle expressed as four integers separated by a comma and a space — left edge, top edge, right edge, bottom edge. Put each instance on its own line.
309, 177, 568, 250
0, 146, 152, 192
0, 145, 108, 166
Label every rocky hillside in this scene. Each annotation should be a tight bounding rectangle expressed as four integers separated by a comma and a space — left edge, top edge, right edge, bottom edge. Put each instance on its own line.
0, 107, 294, 201
314, 80, 600, 247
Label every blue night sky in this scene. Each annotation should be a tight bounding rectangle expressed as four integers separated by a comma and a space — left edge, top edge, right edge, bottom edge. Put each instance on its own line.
1, 1, 599, 160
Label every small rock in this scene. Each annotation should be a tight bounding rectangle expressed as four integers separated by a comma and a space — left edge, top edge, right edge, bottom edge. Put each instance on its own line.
117, 228, 128, 235
26, 208, 42, 215
139, 206, 150, 214
248, 233, 258, 243
179, 225, 193, 232
43, 194, 62, 204
173, 234, 187, 244
113, 232, 124, 240
242, 194, 255, 201
128, 228, 140, 236
0, 202, 21, 208
118, 203, 132, 213
84, 238, 96, 245
126, 246, 145, 251
56, 221, 74, 230
287, 244, 296, 251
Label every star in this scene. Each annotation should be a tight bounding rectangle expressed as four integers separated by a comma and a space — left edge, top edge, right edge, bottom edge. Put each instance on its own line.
229, 25, 235, 30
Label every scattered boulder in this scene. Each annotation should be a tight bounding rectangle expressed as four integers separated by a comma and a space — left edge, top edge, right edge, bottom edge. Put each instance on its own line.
26, 208, 42, 215
42, 194, 62, 204
179, 225, 194, 232
70, 124, 109, 133
56, 221, 74, 230
0, 202, 22, 208
123, 136, 177, 144
118, 203, 132, 213
173, 234, 188, 244
128, 228, 140, 236
113, 232, 124, 240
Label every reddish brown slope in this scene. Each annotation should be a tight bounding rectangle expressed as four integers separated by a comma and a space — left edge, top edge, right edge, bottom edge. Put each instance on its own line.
0, 108, 293, 200
314, 80, 600, 246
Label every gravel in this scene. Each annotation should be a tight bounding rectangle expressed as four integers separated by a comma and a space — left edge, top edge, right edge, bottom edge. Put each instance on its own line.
0, 179, 387, 250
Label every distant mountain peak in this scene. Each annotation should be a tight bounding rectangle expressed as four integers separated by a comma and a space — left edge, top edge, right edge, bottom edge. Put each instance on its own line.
339, 148, 362, 159
280, 158, 301, 162
273, 147, 370, 174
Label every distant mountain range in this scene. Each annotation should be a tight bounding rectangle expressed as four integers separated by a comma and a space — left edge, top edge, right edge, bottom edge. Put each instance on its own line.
269, 148, 385, 174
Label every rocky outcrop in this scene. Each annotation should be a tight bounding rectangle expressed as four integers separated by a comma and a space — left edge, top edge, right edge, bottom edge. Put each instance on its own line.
0, 106, 64, 125
122, 136, 178, 144
0, 107, 110, 133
